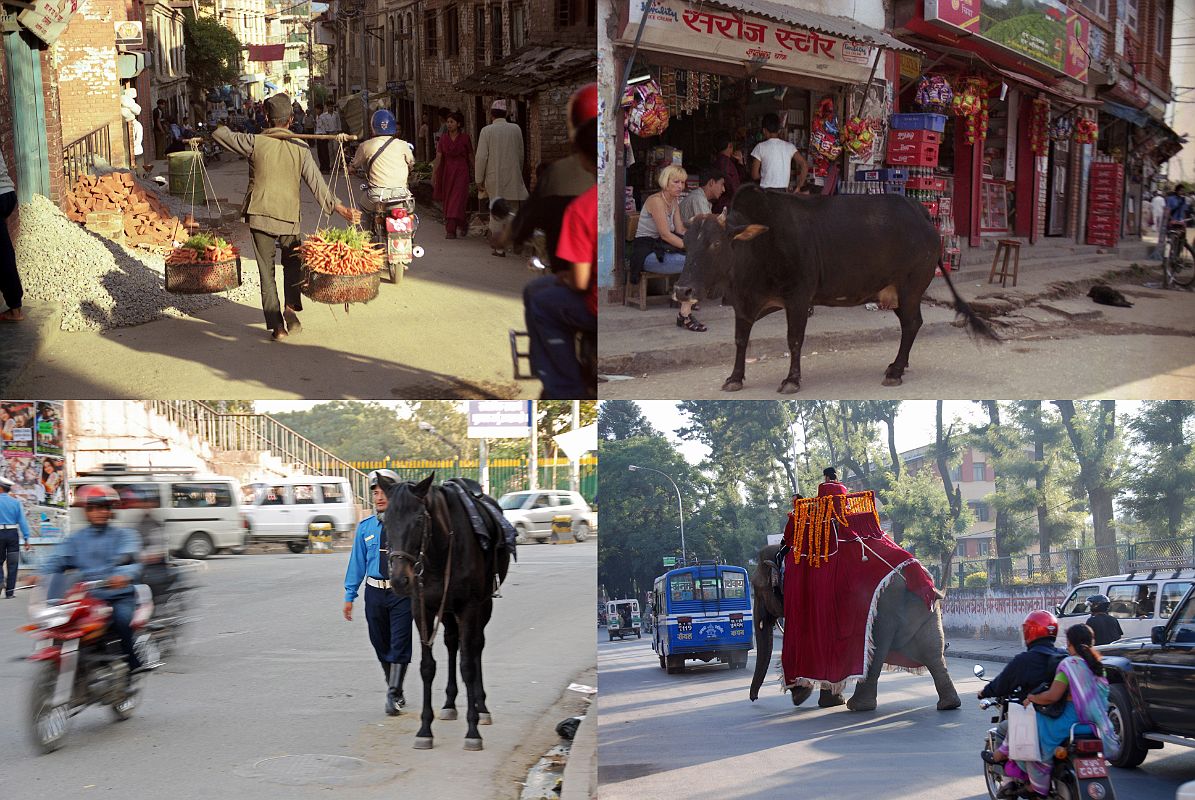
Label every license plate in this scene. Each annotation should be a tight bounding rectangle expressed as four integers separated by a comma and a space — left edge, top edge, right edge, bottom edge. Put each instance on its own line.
1074, 758, 1107, 779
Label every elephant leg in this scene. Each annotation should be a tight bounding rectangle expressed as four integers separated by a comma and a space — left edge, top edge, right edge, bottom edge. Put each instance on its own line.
818, 683, 845, 708
790, 684, 814, 706
905, 616, 962, 711
848, 609, 899, 712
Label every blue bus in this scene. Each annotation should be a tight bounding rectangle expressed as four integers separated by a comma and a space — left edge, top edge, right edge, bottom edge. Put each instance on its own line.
651, 561, 752, 673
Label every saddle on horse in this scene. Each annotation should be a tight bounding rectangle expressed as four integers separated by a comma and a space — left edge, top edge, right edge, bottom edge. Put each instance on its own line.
441, 478, 517, 596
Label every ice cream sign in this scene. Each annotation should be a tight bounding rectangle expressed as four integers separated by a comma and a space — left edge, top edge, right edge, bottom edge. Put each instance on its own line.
18, 0, 79, 45
924, 0, 1089, 80
623, 0, 877, 83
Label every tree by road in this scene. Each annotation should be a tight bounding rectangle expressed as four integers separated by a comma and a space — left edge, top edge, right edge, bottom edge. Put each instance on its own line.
184, 17, 243, 93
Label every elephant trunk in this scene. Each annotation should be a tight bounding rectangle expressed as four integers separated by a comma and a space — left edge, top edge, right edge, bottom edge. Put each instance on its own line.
749, 607, 775, 702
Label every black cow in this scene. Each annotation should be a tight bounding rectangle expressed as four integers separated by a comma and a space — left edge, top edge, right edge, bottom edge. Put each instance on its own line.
676, 185, 998, 393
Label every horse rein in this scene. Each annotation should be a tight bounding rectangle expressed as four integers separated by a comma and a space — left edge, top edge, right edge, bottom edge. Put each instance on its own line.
389, 497, 454, 647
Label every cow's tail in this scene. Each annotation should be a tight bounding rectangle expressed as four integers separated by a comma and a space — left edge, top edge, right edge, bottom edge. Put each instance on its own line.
938, 260, 1000, 342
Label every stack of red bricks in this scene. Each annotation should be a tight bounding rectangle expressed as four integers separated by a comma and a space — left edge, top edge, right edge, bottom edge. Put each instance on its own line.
64, 172, 183, 247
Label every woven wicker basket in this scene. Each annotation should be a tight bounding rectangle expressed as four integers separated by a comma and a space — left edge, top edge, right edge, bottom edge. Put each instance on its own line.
301, 268, 381, 305
165, 256, 241, 294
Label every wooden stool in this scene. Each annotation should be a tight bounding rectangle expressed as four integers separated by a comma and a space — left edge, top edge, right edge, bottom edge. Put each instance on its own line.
625, 270, 677, 310
988, 239, 1020, 287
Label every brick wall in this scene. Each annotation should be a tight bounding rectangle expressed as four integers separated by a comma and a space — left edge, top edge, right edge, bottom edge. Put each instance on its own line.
42, 48, 67, 205
52, 0, 129, 169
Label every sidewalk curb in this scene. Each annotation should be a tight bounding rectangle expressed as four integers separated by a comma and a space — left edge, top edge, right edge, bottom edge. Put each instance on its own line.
946, 649, 1015, 665
0, 299, 60, 394
560, 711, 596, 800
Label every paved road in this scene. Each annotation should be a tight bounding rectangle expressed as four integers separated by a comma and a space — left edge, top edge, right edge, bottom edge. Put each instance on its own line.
0, 541, 595, 798
11, 157, 537, 399
596, 636, 1195, 800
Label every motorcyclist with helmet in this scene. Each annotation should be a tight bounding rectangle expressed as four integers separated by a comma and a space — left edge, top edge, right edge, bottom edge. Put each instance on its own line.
343, 469, 413, 716
1084, 594, 1123, 645
33, 486, 145, 676
978, 610, 1066, 798
351, 109, 415, 205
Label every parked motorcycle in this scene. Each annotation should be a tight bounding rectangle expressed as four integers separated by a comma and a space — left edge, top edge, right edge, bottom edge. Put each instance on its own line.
23, 580, 155, 753
975, 665, 1117, 800
359, 185, 424, 284
194, 122, 221, 162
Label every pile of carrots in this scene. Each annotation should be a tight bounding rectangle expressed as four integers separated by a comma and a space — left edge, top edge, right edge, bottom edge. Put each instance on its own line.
166, 234, 238, 265
299, 228, 384, 276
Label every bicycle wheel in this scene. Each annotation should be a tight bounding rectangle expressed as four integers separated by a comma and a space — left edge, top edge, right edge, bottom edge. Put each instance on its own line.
1173, 238, 1195, 287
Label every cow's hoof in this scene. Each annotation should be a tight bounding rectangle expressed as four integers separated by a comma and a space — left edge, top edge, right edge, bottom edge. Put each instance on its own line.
414, 737, 434, 750
778, 379, 800, 394
722, 379, 744, 392
937, 695, 963, 711
818, 691, 845, 708
464, 738, 484, 751
790, 685, 813, 706
881, 375, 903, 387
478, 712, 493, 725
846, 697, 877, 712
439, 708, 458, 720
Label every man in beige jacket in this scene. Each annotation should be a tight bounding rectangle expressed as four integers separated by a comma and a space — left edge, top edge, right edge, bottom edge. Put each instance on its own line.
214, 93, 359, 341
475, 100, 529, 257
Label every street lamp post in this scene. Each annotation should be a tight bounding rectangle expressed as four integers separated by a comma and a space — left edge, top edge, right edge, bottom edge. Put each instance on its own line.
627, 464, 685, 565
418, 420, 461, 473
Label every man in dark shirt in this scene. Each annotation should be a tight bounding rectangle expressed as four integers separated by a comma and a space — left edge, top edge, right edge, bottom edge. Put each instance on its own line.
1085, 594, 1124, 645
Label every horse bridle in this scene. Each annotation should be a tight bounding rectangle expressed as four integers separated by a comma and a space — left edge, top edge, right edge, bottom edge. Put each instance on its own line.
388, 494, 454, 647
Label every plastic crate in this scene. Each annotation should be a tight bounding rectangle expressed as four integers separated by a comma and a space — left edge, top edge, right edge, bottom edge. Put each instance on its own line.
854, 168, 908, 182
883, 181, 906, 195
906, 176, 947, 192
886, 142, 940, 167
889, 129, 941, 146
890, 113, 948, 132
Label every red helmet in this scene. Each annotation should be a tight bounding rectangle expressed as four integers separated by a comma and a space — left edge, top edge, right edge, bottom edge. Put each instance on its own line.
1022, 610, 1059, 646
567, 83, 598, 141
75, 484, 121, 508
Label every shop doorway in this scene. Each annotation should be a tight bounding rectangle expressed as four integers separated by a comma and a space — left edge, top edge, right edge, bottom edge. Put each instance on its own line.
1046, 137, 1070, 236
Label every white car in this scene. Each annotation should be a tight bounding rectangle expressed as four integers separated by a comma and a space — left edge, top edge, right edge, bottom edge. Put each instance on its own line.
241, 477, 359, 553
498, 490, 596, 543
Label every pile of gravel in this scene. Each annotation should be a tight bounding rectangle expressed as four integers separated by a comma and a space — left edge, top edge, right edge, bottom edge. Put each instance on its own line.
14, 193, 261, 331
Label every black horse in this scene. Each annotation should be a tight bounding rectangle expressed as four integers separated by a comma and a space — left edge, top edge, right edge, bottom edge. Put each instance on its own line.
384, 474, 512, 750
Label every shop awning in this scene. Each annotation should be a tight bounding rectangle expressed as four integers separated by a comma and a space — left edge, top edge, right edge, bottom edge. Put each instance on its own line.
264, 81, 280, 92
710, 0, 920, 53
1101, 101, 1151, 127
454, 45, 595, 97
988, 65, 1100, 108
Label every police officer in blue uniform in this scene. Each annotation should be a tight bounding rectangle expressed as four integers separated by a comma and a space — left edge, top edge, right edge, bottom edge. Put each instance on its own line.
0, 475, 33, 598
343, 469, 413, 715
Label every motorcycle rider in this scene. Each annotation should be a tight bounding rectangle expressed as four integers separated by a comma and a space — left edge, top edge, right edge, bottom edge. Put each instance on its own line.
978, 610, 1065, 798
1084, 594, 1123, 646
35, 486, 145, 677
350, 109, 415, 206
343, 469, 413, 716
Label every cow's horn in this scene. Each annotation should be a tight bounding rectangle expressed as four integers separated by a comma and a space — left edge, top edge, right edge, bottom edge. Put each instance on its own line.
731, 224, 769, 241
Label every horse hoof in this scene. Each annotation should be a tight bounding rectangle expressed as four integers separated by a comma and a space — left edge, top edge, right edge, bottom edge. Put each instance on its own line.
439, 708, 458, 721
721, 380, 743, 392
478, 713, 492, 725
881, 375, 902, 387
778, 380, 800, 394
413, 737, 434, 750
464, 738, 484, 751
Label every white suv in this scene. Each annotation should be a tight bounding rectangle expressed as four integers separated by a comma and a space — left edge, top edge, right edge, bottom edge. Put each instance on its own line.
241, 477, 359, 553
498, 489, 596, 543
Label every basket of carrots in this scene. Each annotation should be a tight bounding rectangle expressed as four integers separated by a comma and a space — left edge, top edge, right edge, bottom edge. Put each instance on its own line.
165, 233, 241, 294
298, 227, 384, 305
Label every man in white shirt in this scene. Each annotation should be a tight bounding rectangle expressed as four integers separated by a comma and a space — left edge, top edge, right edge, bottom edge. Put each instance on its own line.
351, 110, 414, 203
314, 104, 340, 173
751, 112, 808, 191
476, 99, 530, 257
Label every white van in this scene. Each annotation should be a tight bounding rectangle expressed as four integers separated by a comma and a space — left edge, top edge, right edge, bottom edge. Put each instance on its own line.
241, 476, 358, 553
1056, 565, 1195, 644
606, 599, 641, 641
68, 466, 247, 560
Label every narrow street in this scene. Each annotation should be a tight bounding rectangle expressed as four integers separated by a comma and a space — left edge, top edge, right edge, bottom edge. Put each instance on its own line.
596, 635, 1195, 800
9, 156, 538, 399
0, 541, 596, 798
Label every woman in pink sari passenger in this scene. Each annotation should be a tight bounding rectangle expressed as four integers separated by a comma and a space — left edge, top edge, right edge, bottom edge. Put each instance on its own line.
433, 111, 472, 239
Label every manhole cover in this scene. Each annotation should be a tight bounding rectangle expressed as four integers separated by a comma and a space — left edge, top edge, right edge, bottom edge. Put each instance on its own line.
235, 754, 404, 787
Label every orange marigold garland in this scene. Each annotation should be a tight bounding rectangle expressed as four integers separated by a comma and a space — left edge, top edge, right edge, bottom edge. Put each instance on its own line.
789, 494, 849, 567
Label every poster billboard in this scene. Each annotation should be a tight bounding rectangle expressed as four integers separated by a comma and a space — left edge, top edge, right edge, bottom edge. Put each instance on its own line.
1, 400, 68, 542
1, 401, 35, 454
35, 401, 64, 457
925, 0, 1087, 80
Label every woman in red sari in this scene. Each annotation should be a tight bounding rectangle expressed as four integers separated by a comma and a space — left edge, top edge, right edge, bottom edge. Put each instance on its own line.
433, 111, 472, 239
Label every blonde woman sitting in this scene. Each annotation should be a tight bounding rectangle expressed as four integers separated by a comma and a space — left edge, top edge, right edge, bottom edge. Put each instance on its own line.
630, 165, 706, 332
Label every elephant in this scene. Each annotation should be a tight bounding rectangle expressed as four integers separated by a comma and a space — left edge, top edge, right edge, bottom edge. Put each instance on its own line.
748, 544, 962, 713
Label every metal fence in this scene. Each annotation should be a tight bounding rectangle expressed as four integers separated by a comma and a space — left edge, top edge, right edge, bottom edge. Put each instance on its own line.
350, 457, 598, 503
950, 536, 1195, 589
63, 124, 112, 190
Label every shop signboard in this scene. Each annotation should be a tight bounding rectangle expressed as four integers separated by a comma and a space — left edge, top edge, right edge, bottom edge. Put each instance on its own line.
622, 0, 876, 84
17, 0, 78, 45
924, 0, 1088, 81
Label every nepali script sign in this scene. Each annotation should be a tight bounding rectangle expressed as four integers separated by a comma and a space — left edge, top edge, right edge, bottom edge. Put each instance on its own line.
622, 0, 876, 83
17, 0, 78, 45
467, 401, 532, 439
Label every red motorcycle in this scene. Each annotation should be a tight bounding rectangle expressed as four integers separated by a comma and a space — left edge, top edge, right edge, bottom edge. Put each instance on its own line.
22, 580, 155, 753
